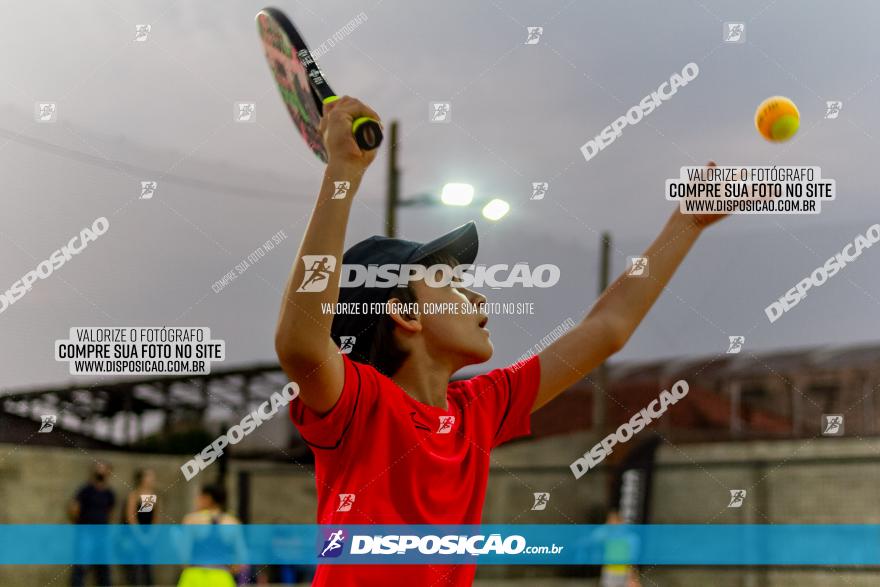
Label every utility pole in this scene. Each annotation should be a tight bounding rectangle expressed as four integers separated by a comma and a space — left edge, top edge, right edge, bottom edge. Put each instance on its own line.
595, 231, 611, 431
385, 120, 399, 238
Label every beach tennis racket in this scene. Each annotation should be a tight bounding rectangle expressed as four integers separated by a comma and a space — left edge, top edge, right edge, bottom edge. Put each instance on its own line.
256, 7, 383, 163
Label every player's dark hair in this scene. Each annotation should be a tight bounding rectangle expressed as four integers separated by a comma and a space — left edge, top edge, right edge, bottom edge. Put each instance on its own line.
200, 483, 227, 510
368, 251, 460, 377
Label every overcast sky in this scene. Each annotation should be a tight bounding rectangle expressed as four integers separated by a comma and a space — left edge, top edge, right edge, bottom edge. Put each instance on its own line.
1, 0, 879, 390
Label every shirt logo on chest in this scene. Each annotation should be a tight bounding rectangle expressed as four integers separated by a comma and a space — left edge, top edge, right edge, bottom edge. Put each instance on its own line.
409, 411, 430, 431
409, 412, 457, 434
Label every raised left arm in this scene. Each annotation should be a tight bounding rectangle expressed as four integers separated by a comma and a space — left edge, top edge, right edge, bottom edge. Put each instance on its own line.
532, 174, 726, 413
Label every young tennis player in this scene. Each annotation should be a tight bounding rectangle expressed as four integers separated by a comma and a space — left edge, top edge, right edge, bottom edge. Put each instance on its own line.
275, 96, 726, 586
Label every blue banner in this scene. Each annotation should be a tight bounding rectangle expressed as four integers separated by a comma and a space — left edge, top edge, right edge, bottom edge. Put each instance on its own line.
1, 525, 879, 565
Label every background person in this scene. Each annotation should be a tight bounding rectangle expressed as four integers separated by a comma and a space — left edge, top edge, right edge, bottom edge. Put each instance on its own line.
68, 461, 115, 587
121, 468, 158, 586
598, 510, 642, 587
177, 484, 246, 587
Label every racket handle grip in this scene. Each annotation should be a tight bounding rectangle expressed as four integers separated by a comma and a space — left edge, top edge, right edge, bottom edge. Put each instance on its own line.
352, 117, 383, 151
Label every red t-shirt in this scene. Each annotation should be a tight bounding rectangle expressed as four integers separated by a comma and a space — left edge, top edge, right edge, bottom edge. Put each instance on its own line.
289, 353, 541, 586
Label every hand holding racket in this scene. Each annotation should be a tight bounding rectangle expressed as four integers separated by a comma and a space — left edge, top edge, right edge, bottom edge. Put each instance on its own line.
256, 7, 383, 163
320, 96, 382, 169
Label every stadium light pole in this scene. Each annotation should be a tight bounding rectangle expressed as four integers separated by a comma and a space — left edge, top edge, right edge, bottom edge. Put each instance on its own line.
385, 121, 509, 237
386, 121, 400, 238
595, 232, 611, 432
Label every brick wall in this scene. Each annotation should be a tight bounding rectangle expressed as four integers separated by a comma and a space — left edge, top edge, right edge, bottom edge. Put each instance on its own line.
1, 433, 877, 586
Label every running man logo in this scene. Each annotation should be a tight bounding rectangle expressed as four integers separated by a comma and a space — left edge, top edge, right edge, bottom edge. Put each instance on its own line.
36, 102, 57, 123
524, 26, 543, 44
337, 493, 356, 512
531, 182, 549, 200
332, 181, 351, 199
727, 490, 746, 508
235, 102, 256, 123
134, 24, 151, 42
338, 336, 356, 355
430, 102, 451, 123
138, 495, 157, 513
727, 336, 745, 354
825, 101, 843, 119
319, 529, 346, 558
437, 415, 456, 434
531, 492, 550, 511
627, 257, 649, 277
140, 181, 157, 200
822, 414, 844, 436
38, 415, 56, 433
723, 22, 745, 43
297, 255, 337, 292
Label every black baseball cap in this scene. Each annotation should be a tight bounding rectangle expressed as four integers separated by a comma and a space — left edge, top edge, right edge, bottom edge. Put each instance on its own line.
331, 221, 479, 360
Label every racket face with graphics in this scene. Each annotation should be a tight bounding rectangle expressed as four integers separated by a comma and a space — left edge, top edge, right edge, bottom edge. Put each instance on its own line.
256, 7, 382, 163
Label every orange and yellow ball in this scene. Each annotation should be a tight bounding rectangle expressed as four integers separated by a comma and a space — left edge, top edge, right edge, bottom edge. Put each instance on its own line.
755, 96, 799, 142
